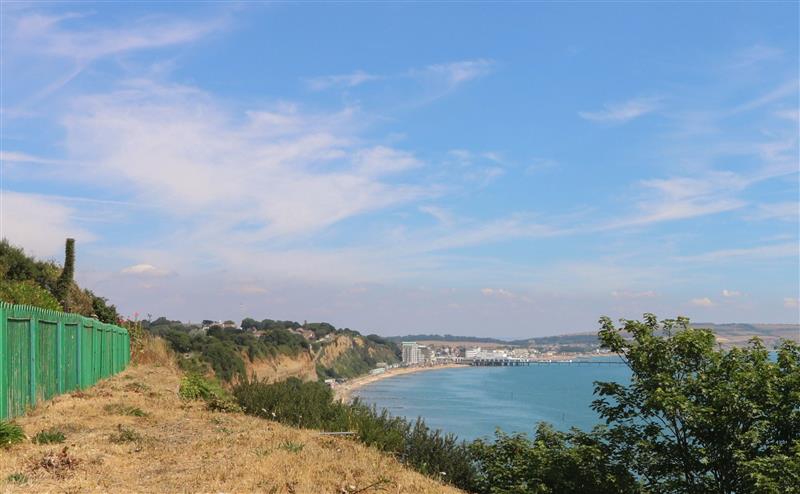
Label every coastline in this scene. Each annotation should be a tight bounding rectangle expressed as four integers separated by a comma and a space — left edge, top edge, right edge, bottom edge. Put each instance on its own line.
335, 363, 467, 402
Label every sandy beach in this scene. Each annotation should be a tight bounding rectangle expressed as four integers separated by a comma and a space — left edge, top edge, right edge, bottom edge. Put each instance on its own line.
335, 363, 468, 402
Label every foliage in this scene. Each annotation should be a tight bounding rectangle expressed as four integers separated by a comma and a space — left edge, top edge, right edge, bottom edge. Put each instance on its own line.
179, 373, 242, 412
32, 428, 66, 444
109, 425, 142, 444
279, 440, 305, 453
0, 421, 25, 447
5, 472, 27, 484
594, 314, 800, 494
469, 423, 638, 494
234, 378, 476, 490
0, 280, 62, 311
0, 240, 119, 321
55, 238, 75, 305
103, 402, 149, 417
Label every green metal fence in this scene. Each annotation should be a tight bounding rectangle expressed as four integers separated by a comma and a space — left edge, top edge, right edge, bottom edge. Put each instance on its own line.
0, 302, 130, 419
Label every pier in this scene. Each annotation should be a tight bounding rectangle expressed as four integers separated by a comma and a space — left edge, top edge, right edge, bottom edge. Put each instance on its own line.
467, 358, 624, 366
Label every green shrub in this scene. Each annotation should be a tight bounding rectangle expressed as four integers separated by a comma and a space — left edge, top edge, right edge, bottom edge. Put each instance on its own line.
32, 428, 66, 444
6, 472, 27, 484
103, 403, 149, 417
0, 421, 25, 447
233, 378, 476, 490
179, 373, 241, 412
0, 280, 61, 311
109, 425, 141, 444
279, 440, 304, 453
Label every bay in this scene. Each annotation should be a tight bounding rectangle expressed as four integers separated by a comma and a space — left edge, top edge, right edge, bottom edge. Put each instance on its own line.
353, 361, 631, 441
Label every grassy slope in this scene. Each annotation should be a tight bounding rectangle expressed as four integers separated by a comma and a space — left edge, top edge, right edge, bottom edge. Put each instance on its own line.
0, 362, 460, 493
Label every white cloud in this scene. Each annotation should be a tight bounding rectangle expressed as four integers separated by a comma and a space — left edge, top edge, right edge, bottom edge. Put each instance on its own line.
690, 297, 714, 307
0, 191, 94, 258
353, 146, 422, 176
305, 70, 380, 91
120, 264, 170, 276
722, 289, 741, 298
61, 80, 429, 239
579, 97, 660, 123
12, 12, 222, 62
729, 44, 783, 69
784, 297, 799, 309
0, 150, 67, 165
678, 243, 798, 262
748, 202, 799, 222
611, 290, 656, 298
732, 80, 798, 114
421, 59, 494, 87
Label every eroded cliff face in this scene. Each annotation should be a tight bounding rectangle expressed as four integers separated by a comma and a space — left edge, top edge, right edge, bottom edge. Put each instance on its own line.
244, 351, 318, 383
317, 334, 357, 368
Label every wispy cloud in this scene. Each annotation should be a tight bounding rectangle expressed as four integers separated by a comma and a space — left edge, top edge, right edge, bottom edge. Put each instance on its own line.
690, 297, 714, 307
5, 10, 225, 108
0, 150, 67, 165
121, 263, 171, 277
305, 70, 381, 91
747, 202, 799, 222
678, 243, 798, 262
419, 59, 494, 88
611, 290, 656, 299
579, 97, 661, 123
721, 289, 741, 298
731, 80, 798, 114
59, 80, 432, 251
728, 44, 783, 69
0, 191, 94, 257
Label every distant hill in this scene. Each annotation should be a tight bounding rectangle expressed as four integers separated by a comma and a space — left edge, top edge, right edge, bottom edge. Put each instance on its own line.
388, 334, 509, 345
392, 322, 799, 352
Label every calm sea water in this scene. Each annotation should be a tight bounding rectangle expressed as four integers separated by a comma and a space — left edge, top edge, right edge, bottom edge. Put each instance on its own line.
353, 361, 631, 441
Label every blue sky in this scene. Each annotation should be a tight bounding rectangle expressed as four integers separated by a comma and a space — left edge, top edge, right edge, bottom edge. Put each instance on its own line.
1, 2, 798, 337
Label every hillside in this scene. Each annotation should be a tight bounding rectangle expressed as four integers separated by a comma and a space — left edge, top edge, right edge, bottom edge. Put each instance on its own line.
0, 357, 459, 493
147, 318, 401, 383
395, 322, 800, 353
316, 333, 401, 379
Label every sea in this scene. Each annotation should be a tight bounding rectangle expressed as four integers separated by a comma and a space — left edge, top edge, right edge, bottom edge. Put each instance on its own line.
353, 360, 631, 442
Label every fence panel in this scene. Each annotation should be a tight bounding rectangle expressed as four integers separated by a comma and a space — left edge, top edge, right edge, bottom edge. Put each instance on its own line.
0, 303, 130, 420
36, 319, 59, 403
63, 323, 79, 391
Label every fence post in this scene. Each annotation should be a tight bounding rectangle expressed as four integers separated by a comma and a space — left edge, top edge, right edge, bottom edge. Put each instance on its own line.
56, 317, 64, 395
76, 316, 83, 389
29, 309, 37, 407
0, 304, 7, 420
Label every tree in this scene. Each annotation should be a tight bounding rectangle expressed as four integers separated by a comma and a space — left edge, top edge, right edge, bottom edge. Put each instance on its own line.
593, 314, 800, 494
470, 424, 638, 494
55, 238, 75, 305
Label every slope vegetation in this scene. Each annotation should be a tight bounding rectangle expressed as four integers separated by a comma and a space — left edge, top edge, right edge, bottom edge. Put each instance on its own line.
0, 360, 459, 493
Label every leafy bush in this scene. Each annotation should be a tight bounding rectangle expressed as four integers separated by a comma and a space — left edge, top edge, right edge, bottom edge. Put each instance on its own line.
234, 378, 476, 490
0, 280, 61, 311
109, 425, 142, 444
33, 428, 66, 445
0, 421, 25, 447
180, 373, 241, 412
103, 403, 149, 417
6, 472, 27, 484
470, 424, 638, 494
279, 440, 304, 453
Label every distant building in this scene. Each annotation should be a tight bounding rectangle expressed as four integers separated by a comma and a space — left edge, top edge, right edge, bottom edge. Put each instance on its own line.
402, 341, 423, 365
465, 347, 482, 359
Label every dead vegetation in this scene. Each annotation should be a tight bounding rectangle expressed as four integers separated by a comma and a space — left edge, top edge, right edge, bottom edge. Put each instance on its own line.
0, 338, 461, 494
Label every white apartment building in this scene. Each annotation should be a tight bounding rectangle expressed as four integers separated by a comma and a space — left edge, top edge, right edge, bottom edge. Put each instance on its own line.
402, 341, 423, 365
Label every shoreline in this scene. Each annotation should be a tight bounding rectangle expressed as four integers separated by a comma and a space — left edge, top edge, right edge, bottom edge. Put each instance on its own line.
335, 364, 468, 402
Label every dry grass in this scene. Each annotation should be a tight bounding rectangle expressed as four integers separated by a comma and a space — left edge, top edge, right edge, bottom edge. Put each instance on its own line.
0, 363, 462, 494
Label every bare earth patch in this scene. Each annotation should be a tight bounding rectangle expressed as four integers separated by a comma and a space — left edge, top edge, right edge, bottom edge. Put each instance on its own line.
0, 364, 462, 494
